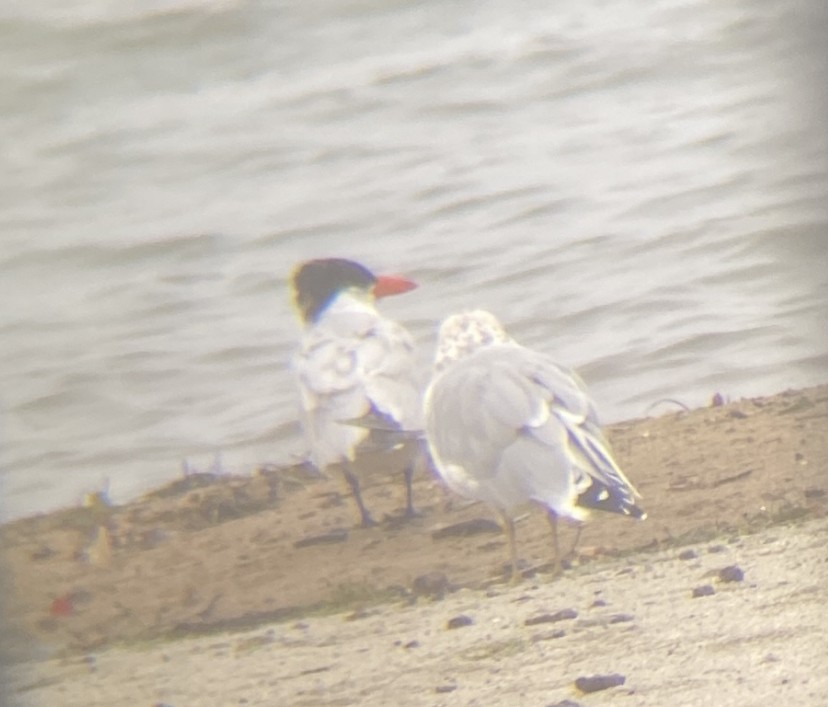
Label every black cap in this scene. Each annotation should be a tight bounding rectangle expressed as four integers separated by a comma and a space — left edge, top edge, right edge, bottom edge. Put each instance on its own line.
291, 258, 377, 323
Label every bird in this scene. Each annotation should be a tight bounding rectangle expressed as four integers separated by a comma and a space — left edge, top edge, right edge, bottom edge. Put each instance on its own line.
290, 258, 424, 527
424, 310, 645, 581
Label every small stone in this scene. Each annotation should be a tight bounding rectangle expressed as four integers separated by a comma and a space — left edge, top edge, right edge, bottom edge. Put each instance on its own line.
718, 565, 744, 583
608, 613, 634, 624
293, 529, 349, 549
435, 684, 457, 694
707, 544, 727, 554
678, 549, 697, 561
446, 615, 474, 630
692, 584, 715, 598
574, 673, 626, 693
728, 410, 748, 419
547, 701, 582, 707
591, 598, 607, 608
804, 487, 824, 499
532, 629, 566, 642
412, 572, 451, 599
524, 608, 578, 626
403, 640, 420, 649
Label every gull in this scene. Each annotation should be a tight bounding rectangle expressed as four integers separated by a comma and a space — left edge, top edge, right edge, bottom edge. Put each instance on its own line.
424, 310, 645, 580
290, 258, 423, 527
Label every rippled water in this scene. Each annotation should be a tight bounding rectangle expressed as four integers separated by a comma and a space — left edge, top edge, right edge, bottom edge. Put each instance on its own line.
1, 0, 827, 521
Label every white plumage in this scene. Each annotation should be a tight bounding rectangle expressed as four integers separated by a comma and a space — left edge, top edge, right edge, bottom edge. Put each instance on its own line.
424, 310, 645, 580
291, 258, 422, 526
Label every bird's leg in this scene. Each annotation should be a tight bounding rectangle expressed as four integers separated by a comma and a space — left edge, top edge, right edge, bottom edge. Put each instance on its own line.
497, 511, 520, 584
342, 461, 377, 528
565, 522, 584, 563
402, 462, 419, 518
546, 510, 564, 577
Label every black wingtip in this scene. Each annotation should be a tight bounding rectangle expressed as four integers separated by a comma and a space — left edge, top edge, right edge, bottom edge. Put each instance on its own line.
576, 480, 646, 520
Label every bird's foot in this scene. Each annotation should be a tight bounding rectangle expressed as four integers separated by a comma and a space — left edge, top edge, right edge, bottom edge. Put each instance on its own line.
402, 505, 423, 520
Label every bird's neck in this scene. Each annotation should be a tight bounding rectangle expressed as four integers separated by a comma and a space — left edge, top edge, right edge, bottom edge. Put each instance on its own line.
313, 289, 378, 324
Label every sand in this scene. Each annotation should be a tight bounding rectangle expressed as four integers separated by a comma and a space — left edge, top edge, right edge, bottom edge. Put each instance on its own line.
2, 383, 827, 706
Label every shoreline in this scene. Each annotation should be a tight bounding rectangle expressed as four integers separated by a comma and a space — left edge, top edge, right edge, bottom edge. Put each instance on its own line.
4, 516, 827, 705
2, 382, 827, 703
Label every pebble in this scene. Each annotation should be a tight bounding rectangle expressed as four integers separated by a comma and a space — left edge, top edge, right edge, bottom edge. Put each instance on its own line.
678, 549, 698, 560
435, 684, 457, 694
293, 529, 349, 549
532, 629, 566, 642
692, 584, 715, 598
525, 608, 578, 626
718, 565, 745, 583
575, 673, 626, 693
446, 615, 474, 630
547, 701, 582, 707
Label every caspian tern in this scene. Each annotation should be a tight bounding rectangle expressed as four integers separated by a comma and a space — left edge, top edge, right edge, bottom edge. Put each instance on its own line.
291, 258, 423, 527
424, 310, 645, 581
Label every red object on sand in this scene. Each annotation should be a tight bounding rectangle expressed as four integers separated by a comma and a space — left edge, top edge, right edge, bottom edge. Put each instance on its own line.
50, 594, 74, 617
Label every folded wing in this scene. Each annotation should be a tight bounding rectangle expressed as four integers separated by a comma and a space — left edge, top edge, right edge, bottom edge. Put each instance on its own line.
426, 344, 643, 519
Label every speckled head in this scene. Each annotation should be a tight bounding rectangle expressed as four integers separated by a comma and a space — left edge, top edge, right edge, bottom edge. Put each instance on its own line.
434, 310, 514, 371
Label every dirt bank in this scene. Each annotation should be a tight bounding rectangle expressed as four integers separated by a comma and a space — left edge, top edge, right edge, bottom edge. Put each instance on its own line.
2, 384, 827, 705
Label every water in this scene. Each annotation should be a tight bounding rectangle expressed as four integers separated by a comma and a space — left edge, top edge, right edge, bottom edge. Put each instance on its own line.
1, 0, 827, 521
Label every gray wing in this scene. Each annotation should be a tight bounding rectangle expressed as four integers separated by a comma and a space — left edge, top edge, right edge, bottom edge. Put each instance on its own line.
425, 344, 643, 518
520, 349, 644, 515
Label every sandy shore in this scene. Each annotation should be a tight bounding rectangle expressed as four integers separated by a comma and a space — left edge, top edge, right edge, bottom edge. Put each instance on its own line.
5, 517, 828, 706
2, 384, 827, 705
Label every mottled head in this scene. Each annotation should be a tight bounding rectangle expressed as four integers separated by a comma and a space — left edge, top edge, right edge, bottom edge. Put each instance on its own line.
291, 258, 416, 324
433, 310, 514, 372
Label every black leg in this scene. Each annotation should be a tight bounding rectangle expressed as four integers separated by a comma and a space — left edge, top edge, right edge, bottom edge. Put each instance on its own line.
342, 462, 377, 528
